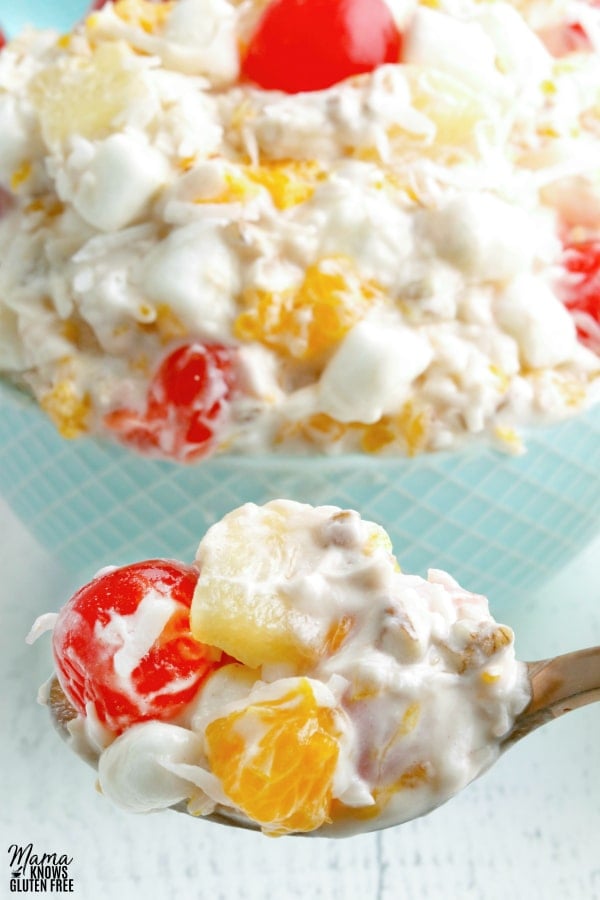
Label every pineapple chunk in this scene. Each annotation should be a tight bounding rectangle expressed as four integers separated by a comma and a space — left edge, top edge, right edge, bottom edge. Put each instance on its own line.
30, 43, 147, 144
191, 500, 396, 669
191, 502, 329, 669
405, 65, 496, 152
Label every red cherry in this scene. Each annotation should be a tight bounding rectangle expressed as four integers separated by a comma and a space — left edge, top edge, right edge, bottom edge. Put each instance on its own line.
540, 21, 592, 57
105, 342, 238, 462
52, 560, 223, 733
0, 30, 5, 50
241, 0, 402, 94
561, 240, 600, 349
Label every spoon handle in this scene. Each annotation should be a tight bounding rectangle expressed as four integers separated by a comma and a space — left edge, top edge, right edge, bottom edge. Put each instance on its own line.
503, 645, 600, 748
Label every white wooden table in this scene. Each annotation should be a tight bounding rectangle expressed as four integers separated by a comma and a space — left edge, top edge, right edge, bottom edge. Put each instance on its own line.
1, 498, 598, 900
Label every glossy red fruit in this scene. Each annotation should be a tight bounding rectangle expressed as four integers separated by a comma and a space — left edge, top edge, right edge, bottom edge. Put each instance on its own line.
241, 0, 402, 93
105, 342, 238, 462
52, 560, 223, 733
540, 21, 592, 57
561, 240, 600, 348
0, 29, 6, 50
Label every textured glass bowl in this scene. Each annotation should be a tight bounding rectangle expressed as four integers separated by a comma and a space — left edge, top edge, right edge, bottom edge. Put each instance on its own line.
2, 2, 600, 608
2, 383, 599, 608
2, 1, 88, 36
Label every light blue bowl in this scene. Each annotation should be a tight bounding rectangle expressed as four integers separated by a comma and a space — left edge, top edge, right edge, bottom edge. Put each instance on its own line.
1, 1, 89, 37
2, 1, 599, 608
2, 383, 599, 608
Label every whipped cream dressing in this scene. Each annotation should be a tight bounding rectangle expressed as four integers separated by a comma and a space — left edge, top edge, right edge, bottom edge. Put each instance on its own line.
0, 0, 598, 460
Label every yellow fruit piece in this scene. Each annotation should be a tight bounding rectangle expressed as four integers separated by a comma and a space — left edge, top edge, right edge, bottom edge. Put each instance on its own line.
209, 170, 261, 205
30, 43, 146, 144
40, 380, 91, 439
205, 678, 340, 835
363, 526, 394, 557
25, 196, 64, 219
191, 501, 391, 669
139, 303, 188, 344
324, 615, 355, 656
489, 364, 510, 394
234, 257, 380, 360
191, 503, 326, 668
107, 0, 175, 33
243, 160, 324, 210
298, 412, 349, 443
378, 761, 429, 797
361, 401, 429, 456
493, 425, 524, 455
10, 162, 32, 191
274, 412, 351, 449
408, 66, 494, 151
353, 67, 493, 163
332, 759, 429, 825
195, 161, 321, 210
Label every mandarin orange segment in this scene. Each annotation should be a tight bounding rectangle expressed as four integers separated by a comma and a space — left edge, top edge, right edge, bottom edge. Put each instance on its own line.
234, 257, 379, 360
204, 679, 341, 834
244, 160, 325, 210
361, 401, 429, 456
40, 380, 91, 439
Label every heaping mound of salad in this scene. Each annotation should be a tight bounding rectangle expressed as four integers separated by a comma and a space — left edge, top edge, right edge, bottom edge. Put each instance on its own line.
29, 500, 531, 836
1, 0, 599, 462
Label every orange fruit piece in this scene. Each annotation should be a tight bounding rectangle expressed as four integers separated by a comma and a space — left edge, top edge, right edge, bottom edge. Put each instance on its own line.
234, 256, 380, 361
204, 678, 341, 835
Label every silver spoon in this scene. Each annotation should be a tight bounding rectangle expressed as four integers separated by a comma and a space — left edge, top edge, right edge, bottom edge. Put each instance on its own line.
47, 644, 600, 834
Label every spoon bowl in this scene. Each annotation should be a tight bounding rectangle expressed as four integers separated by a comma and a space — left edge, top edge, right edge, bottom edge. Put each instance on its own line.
46, 644, 600, 836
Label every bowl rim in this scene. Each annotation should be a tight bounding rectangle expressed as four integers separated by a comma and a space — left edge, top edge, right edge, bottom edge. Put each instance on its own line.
2, 380, 599, 472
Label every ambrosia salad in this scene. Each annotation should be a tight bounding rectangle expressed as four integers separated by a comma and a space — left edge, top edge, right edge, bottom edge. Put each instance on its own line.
1, 0, 599, 461
30, 500, 531, 836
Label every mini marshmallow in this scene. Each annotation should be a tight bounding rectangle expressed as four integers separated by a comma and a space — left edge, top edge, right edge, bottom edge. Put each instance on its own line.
318, 319, 433, 423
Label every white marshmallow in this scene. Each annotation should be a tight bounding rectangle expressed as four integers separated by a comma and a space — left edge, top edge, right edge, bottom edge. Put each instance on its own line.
475, 3, 552, 91
423, 194, 541, 282
495, 276, 577, 369
98, 722, 202, 813
68, 133, 169, 232
141, 221, 241, 338
318, 319, 433, 423
163, 0, 239, 84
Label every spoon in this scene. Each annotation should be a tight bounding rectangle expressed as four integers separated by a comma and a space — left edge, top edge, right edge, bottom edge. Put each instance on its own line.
47, 644, 600, 834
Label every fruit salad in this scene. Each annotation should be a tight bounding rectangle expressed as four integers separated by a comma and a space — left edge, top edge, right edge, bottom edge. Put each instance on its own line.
29, 500, 530, 836
1, 0, 599, 462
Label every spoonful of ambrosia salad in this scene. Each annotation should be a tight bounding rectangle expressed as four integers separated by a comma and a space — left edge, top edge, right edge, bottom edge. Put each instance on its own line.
28, 500, 599, 837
